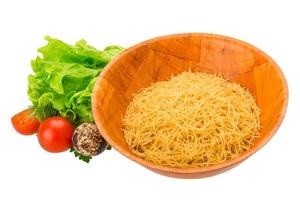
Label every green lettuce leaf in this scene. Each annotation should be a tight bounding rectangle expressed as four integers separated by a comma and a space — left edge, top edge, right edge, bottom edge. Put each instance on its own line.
28, 36, 124, 124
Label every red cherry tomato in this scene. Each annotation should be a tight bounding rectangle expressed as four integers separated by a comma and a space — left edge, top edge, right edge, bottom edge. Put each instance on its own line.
11, 108, 40, 135
38, 116, 74, 153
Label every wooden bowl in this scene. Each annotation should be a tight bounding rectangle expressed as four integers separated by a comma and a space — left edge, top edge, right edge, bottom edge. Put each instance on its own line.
92, 33, 288, 178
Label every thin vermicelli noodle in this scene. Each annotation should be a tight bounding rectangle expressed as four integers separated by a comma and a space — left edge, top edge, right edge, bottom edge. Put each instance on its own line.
123, 72, 260, 168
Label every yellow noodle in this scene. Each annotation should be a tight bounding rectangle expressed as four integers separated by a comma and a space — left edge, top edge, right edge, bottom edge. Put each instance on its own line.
123, 72, 260, 168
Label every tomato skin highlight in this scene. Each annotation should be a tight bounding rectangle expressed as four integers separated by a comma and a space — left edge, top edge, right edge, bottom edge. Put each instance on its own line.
11, 108, 40, 135
38, 116, 74, 153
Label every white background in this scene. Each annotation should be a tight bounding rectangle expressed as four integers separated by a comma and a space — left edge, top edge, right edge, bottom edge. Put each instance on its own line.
0, 0, 299, 199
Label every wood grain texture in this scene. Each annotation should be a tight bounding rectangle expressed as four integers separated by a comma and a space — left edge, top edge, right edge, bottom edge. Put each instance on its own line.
92, 33, 288, 178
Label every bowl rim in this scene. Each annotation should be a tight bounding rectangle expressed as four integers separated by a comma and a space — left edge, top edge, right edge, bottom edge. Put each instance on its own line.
92, 33, 289, 174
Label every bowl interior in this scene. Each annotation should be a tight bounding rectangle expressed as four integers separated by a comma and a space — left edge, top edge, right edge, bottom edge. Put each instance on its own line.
92, 33, 288, 175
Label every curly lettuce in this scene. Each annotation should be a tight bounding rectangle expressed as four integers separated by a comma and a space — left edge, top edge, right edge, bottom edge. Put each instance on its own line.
28, 36, 124, 124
